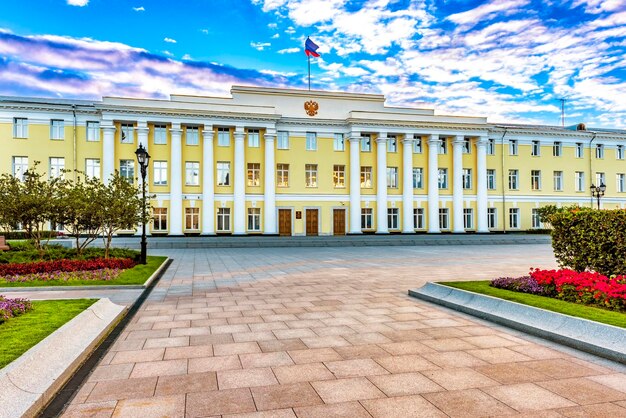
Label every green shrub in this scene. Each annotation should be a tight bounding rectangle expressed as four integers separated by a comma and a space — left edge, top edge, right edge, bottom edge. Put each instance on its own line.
0, 231, 58, 240
547, 208, 626, 276
0, 246, 139, 264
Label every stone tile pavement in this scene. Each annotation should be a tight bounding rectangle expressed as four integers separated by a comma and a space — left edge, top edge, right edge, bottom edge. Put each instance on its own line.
62, 245, 626, 417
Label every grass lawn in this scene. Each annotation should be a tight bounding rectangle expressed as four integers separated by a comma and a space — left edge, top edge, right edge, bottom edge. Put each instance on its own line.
0, 299, 97, 369
442, 281, 626, 329
0, 256, 167, 287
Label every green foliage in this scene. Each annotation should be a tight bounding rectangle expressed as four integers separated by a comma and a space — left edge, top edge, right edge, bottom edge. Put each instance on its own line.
535, 204, 586, 224
0, 247, 139, 264
546, 208, 626, 276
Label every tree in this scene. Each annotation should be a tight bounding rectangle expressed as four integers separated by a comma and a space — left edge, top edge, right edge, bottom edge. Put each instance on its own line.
99, 172, 146, 258
0, 173, 22, 234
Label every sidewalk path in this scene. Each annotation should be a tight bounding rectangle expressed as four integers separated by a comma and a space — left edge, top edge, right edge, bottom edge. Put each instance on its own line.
63, 245, 626, 417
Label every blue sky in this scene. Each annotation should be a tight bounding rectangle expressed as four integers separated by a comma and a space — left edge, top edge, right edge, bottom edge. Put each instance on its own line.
1, 0, 625, 128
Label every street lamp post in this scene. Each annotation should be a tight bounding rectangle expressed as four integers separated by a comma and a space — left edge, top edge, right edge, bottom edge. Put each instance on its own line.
590, 183, 606, 210
135, 144, 151, 264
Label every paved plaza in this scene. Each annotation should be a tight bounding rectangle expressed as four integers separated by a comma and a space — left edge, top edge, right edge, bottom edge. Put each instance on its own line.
62, 244, 626, 417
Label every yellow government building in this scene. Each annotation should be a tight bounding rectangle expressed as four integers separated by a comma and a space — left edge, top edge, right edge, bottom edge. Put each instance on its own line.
1, 85, 625, 236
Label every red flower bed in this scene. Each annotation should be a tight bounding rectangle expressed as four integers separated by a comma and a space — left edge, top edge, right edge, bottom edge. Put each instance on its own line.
0, 258, 136, 276
530, 268, 626, 311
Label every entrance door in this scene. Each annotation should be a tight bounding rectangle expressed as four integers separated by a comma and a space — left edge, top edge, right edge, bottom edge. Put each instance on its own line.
306, 209, 319, 236
278, 209, 291, 236
333, 209, 346, 235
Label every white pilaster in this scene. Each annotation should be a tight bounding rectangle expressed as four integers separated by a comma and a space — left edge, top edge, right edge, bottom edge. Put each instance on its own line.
102, 124, 115, 184
427, 135, 440, 233
376, 133, 388, 234
476, 136, 489, 233
452, 135, 465, 233
264, 130, 277, 234
201, 126, 215, 235
348, 134, 362, 234
136, 122, 150, 236
170, 124, 183, 235
233, 127, 246, 235
402, 135, 415, 233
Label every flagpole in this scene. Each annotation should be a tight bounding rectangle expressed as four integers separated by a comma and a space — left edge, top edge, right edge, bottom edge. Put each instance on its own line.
308, 53, 311, 91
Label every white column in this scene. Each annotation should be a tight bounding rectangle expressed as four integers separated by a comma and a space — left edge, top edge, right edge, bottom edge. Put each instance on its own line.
427, 135, 440, 233
402, 134, 415, 233
201, 126, 215, 235
264, 130, 277, 234
136, 122, 150, 236
348, 134, 362, 234
476, 136, 489, 233
170, 124, 183, 235
102, 124, 115, 184
452, 135, 465, 233
376, 133, 388, 234
233, 127, 246, 235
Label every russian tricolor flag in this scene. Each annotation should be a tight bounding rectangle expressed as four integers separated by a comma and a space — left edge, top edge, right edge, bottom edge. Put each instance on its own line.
305, 37, 320, 57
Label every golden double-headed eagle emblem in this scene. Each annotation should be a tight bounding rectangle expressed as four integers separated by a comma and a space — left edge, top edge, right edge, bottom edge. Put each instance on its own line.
304, 100, 319, 117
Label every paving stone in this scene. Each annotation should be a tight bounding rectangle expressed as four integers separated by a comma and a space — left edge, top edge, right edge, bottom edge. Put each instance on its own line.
361, 395, 448, 418
251, 382, 323, 410
87, 377, 158, 402
422, 367, 499, 390
310, 377, 386, 403
186, 388, 256, 416
483, 383, 576, 411
294, 401, 371, 418
423, 388, 518, 417
112, 394, 185, 418
537, 377, 626, 405
272, 362, 334, 384
217, 367, 278, 389
155, 372, 218, 395
368, 372, 443, 396
324, 358, 389, 378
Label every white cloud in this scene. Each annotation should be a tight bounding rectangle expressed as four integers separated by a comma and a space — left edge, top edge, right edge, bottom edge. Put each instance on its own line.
201, 29, 209, 34
67, 0, 89, 6
285, 26, 296, 34
268, 23, 278, 29
448, 0, 530, 26
251, 41, 271, 51
277, 47, 299, 54
133, 6, 145, 12
163, 37, 177, 43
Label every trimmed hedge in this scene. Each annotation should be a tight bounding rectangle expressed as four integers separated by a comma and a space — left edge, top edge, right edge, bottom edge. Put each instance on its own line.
547, 208, 626, 276
0, 231, 58, 240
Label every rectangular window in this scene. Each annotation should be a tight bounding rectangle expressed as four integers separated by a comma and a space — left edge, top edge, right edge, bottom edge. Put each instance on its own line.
85, 158, 100, 180
412, 168, 423, 189
13, 118, 28, 138
361, 134, 371, 152
438, 168, 448, 189
120, 123, 134, 144
248, 208, 261, 231
334, 133, 345, 151
462, 168, 472, 189
387, 208, 399, 230
596, 172, 606, 187
217, 162, 230, 186
185, 207, 199, 230
413, 137, 422, 153
387, 136, 398, 153
277, 163, 289, 187
186, 126, 199, 146
413, 208, 424, 229
153, 161, 167, 185
50, 119, 64, 140
277, 131, 289, 149
488, 208, 497, 229
531, 140, 540, 156
596, 144, 604, 159
305, 164, 318, 187
463, 208, 473, 229
531, 170, 541, 190
617, 145, 624, 160
509, 140, 518, 156
12, 156, 28, 180
487, 169, 496, 190
462, 138, 471, 154
575, 171, 585, 192
509, 208, 520, 229
387, 167, 398, 188
306, 132, 317, 151
333, 164, 345, 188
248, 129, 260, 148
361, 208, 373, 229
576, 142, 584, 158
439, 208, 449, 230
217, 128, 230, 146
438, 138, 447, 154
487, 138, 495, 155
361, 166, 372, 188
217, 208, 231, 231
617, 173, 625, 193
86, 121, 100, 142
152, 208, 168, 231
553, 171, 563, 191
49, 157, 65, 179
185, 162, 200, 186
509, 169, 519, 190
553, 141, 562, 157
154, 124, 167, 145
247, 163, 261, 187
120, 159, 134, 183
531, 208, 542, 229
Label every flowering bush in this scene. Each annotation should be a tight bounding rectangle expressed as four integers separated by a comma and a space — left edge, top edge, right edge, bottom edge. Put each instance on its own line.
0, 258, 136, 276
490, 276, 546, 295
1, 268, 124, 283
0, 295, 32, 323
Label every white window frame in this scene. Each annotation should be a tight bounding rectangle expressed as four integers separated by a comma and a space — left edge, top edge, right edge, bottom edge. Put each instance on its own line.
86, 121, 100, 142
531, 140, 540, 156
12, 156, 28, 181
509, 169, 519, 190
487, 138, 495, 155
50, 119, 64, 140
413, 208, 424, 229
305, 164, 318, 187
387, 136, 398, 153
185, 161, 200, 186
412, 167, 423, 189
186, 126, 199, 146
553, 171, 563, 191
85, 158, 100, 179
509, 140, 518, 156
438, 138, 447, 154
439, 208, 449, 230
247, 129, 260, 148
576, 142, 584, 158
217, 208, 231, 232
217, 162, 230, 186
462, 138, 471, 154
462, 168, 472, 189
120, 123, 134, 144
575, 172, 585, 192
13, 118, 28, 138
488, 208, 497, 229
617, 145, 624, 160
153, 161, 168, 185
361, 134, 371, 152
531, 208, 543, 229
305, 132, 317, 151
49, 157, 65, 179
247, 208, 261, 231
154, 124, 167, 145
487, 169, 496, 190
152, 208, 168, 231
596, 172, 606, 187
361, 166, 372, 188
217, 128, 230, 146
617, 173, 625, 193
277, 131, 289, 149
333, 164, 345, 188
438, 168, 448, 189
509, 208, 520, 229
463, 208, 473, 229
413, 138, 422, 153
387, 208, 399, 230
185, 207, 200, 231
277, 163, 289, 187
596, 144, 604, 159
387, 167, 398, 188
361, 208, 373, 229
120, 159, 134, 183
247, 163, 261, 187
531, 170, 541, 190
553, 141, 562, 157
333, 133, 345, 151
